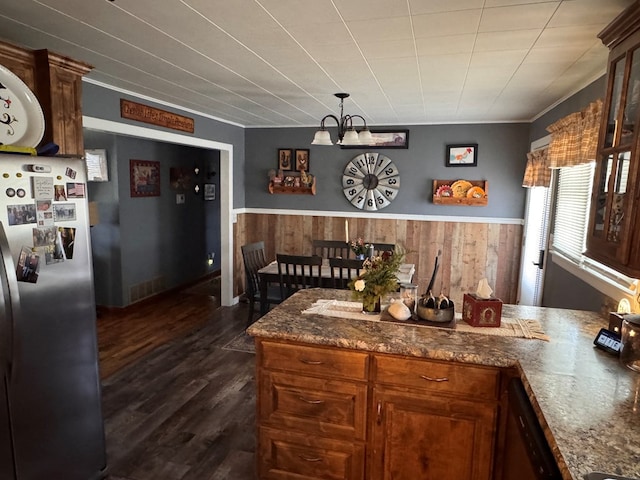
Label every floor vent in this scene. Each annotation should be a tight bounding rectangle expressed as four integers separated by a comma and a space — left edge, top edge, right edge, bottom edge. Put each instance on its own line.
129, 276, 166, 303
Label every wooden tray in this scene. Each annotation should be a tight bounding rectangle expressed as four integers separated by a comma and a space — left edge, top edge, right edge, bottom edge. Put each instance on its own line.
432, 179, 487, 206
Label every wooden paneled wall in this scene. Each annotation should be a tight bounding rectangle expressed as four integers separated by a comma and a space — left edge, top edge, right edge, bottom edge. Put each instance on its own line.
235, 213, 523, 306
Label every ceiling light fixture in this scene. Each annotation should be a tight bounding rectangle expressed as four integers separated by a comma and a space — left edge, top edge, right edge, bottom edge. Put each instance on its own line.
311, 93, 373, 146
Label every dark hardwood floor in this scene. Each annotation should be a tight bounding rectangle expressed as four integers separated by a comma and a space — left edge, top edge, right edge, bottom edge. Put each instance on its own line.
97, 277, 258, 480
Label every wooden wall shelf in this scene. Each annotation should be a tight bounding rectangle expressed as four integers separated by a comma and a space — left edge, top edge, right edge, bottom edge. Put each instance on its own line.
269, 176, 316, 195
432, 179, 488, 206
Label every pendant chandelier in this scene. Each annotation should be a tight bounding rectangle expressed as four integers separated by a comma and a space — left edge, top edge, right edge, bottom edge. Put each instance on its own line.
311, 93, 373, 146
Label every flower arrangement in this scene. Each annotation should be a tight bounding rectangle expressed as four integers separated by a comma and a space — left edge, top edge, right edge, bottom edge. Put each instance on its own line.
349, 238, 369, 256
349, 247, 406, 312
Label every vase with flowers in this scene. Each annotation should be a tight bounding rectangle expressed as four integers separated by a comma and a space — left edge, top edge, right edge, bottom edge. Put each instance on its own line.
349, 238, 369, 260
349, 247, 406, 314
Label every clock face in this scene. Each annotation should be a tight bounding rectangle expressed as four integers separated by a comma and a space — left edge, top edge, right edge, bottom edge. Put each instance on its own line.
342, 153, 400, 211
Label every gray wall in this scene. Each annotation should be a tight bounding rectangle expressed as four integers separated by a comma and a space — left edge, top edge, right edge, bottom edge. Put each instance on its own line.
82, 82, 246, 209
81, 73, 610, 310
85, 131, 221, 307
82, 82, 232, 307
529, 76, 612, 310
246, 123, 531, 219
530, 76, 606, 142
85, 130, 122, 306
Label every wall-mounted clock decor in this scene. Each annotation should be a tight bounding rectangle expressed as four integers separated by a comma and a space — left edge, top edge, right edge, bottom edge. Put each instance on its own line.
342, 152, 400, 210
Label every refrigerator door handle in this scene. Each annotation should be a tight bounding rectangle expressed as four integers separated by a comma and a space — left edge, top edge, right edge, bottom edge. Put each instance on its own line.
0, 222, 19, 382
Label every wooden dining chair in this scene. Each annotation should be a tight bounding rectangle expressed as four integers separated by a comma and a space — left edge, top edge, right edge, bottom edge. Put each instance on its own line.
276, 253, 323, 300
329, 257, 364, 289
311, 239, 350, 259
370, 243, 396, 256
241, 241, 281, 325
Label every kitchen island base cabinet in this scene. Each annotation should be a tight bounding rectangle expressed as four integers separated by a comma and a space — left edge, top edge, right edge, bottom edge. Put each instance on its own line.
256, 339, 503, 480
257, 341, 369, 479
369, 388, 497, 480
369, 355, 500, 480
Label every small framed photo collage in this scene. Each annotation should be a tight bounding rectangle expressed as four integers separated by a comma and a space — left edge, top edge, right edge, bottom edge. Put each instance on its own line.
278, 148, 310, 172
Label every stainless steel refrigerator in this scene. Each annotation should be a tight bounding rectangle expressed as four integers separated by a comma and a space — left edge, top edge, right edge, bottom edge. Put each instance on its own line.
0, 155, 106, 479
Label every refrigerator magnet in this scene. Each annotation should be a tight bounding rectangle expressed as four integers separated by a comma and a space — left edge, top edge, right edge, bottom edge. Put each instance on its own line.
16, 246, 39, 283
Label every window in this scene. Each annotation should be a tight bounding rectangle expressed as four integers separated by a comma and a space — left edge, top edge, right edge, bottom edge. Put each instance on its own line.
552, 163, 594, 262
550, 162, 638, 298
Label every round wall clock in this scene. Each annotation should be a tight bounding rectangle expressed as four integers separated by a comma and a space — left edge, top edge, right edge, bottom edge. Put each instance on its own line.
342, 152, 400, 210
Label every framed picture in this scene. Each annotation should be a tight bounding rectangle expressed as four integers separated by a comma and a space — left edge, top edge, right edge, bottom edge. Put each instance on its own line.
341, 129, 409, 149
130, 159, 161, 197
446, 144, 478, 167
295, 149, 310, 171
278, 149, 293, 171
169, 167, 191, 190
85, 149, 109, 182
204, 183, 216, 201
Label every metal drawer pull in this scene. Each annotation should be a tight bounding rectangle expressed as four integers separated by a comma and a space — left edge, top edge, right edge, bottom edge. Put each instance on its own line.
299, 396, 324, 404
299, 455, 322, 462
420, 374, 449, 382
300, 358, 323, 365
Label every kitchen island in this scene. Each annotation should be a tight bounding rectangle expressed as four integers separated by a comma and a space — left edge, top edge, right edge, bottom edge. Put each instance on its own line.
247, 288, 640, 480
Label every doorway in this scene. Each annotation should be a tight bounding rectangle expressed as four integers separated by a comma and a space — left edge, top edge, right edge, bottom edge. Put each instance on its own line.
83, 116, 235, 307
518, 135, 552, 306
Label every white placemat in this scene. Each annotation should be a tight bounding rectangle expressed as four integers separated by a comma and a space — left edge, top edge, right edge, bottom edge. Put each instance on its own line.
302, 299, 549, 341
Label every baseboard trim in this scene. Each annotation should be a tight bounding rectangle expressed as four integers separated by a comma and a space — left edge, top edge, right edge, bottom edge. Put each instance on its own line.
96, 271, 221, 314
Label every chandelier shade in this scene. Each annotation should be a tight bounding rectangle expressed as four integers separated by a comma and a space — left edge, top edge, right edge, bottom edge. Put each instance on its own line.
311, 93, 372, 146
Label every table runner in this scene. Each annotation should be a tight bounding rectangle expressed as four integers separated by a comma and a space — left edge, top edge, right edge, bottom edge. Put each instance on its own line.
302, 300, 549, 341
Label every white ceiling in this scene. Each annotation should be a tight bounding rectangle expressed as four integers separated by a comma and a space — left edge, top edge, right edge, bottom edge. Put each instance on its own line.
0, 0, 634, 128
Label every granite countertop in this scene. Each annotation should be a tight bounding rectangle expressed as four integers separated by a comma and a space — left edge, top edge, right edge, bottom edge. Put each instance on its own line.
247, 288, 640, 480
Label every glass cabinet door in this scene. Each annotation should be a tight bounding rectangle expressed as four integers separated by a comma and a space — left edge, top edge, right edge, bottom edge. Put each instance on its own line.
591, 151, 631, 243
605, 57, 626, 148
620, 50, 640, 147
607, 151, 631, 243
587, 5, 640, 277
592, 153, 613, 238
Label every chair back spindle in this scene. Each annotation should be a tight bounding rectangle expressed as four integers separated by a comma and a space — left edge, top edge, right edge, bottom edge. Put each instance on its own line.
277, 254, 323, 300
311, 239, 350, 259
329, 257, 364, 289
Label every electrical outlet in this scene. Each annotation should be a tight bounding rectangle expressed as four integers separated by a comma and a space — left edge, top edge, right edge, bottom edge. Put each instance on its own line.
176, 193, 185, 204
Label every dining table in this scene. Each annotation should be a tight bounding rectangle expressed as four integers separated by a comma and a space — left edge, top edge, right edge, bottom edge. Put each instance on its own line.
257, 259, 415, 315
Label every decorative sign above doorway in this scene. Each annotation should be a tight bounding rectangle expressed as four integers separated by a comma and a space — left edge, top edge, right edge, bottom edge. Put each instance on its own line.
120, 99, 194, 134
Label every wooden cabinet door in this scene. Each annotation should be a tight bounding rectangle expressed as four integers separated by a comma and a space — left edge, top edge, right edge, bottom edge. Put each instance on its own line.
369, 388, 497, 480
0, 42, 35, 91
34, 50, 92, 157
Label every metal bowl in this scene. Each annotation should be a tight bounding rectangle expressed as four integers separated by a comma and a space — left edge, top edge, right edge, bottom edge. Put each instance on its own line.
416, 302, 455, 323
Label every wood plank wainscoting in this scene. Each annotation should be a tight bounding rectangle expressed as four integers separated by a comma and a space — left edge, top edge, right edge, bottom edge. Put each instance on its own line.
233, 213, 522, 306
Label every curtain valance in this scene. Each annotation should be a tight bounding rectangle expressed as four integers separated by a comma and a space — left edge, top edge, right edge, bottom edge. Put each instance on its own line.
545, 99, 602, 168
522, 147, 551, 188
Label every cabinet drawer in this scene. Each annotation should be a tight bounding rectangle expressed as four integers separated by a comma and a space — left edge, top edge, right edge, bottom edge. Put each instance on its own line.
260, 371, 367, 440
373, 355, 500, 400
259, 427, 365, 480
261, 341, 369, 380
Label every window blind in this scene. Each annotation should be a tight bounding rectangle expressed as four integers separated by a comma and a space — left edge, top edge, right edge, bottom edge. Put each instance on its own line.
552, 162, 595, 262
